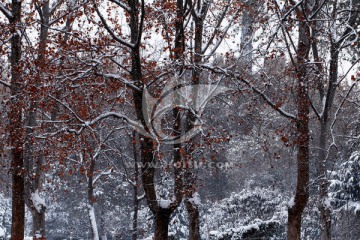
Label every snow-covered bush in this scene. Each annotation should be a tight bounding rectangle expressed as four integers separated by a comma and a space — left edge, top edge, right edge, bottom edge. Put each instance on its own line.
329, 151, 360, 209
202, 187, 287, 239
0, 194, 10, 239
328, 151, 360, 239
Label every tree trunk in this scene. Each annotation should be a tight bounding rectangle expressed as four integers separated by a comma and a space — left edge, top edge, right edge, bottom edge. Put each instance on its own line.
9, 0, 25, 239
287, 209, 302, 240
182, 2, 209, 238
185, 200, 200, 240
317, 39, 340, 240
287, 8, 311, 240
240, 0, 255, 70
87, 156, 99, 240
11, 164, 25, 240
318, 122, 331, 240
132, 131, 139, 240
24, 2, 50, 238
132, 197, 139, 240
33, 210, 46, 239
99, 210, 107, 240
154, 209, 171, 240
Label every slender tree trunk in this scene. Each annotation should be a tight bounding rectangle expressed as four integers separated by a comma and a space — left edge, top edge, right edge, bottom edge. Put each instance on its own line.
87, 156, 99, 240
240, 0, 255, 70
9, 0, 25, 239
132, 131, 139, 240
99, 210, 107, 240
317, 41, 340, 240
182, 2, 209, 239
287, 10, 311, 240
318, 123, 331, 240
132, 196, 139, 240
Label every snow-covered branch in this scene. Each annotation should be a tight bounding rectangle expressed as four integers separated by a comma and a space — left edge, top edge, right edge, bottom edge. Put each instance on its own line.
109, 0, 131, 12
97, 73, 141, 92
0, 3, 13, 20
0, 80, 11, 88
92, 168, 113, 185
200, 64, 297, 121
94, 3, 135, 49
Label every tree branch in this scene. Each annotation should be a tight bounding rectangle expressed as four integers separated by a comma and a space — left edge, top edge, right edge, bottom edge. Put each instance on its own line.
0, 3, 13, 20
109, 0, 131, 12
0, 80, 11, 88
93, 3, 135, 49
200, 64, 297, 121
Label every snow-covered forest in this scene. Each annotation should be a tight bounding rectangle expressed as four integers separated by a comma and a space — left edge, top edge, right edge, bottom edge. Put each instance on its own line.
0, 0, 360, 239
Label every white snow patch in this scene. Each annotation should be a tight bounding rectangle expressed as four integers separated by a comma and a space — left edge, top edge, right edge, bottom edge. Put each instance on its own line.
345, 201, 360, 214
209, 230, 219, 236
288, 197, 295, 208
139, 237, 153, 240
188, 192, 201, 206
31, 190, 46, 212
0, 227, 4, 237
323, 198, 332, 209
158, 198, 173, 208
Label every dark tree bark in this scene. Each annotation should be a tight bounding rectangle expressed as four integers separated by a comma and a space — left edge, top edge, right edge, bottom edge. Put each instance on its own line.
94, 1, 187, 238
128, 1, 184, 239
23, 2, 51, 237
154, 209, 171, 240
287, 8, 311, 240
8, 0, 25, 239
185, 200, 200, 240
183, 1, 211, 239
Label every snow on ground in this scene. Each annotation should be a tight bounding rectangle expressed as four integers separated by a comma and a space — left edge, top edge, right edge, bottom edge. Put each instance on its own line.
0, 227, 4, 238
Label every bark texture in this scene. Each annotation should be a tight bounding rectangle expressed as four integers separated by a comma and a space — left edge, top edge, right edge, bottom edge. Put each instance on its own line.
287, 7, 311, 240
9, 0, 25, 239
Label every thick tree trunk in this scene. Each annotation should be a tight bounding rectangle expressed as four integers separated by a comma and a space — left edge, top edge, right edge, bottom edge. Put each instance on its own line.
182, 3, 209, 239
33, 210, 46, 239
9, 0, 25, 239
11, 163, 25, 240
121, 2, 185, 239
287, 209, 302, 240
154, 210, 171, 240
287, 9, 311, 240
185, 200, 200, 240
24, 2, 50, 238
